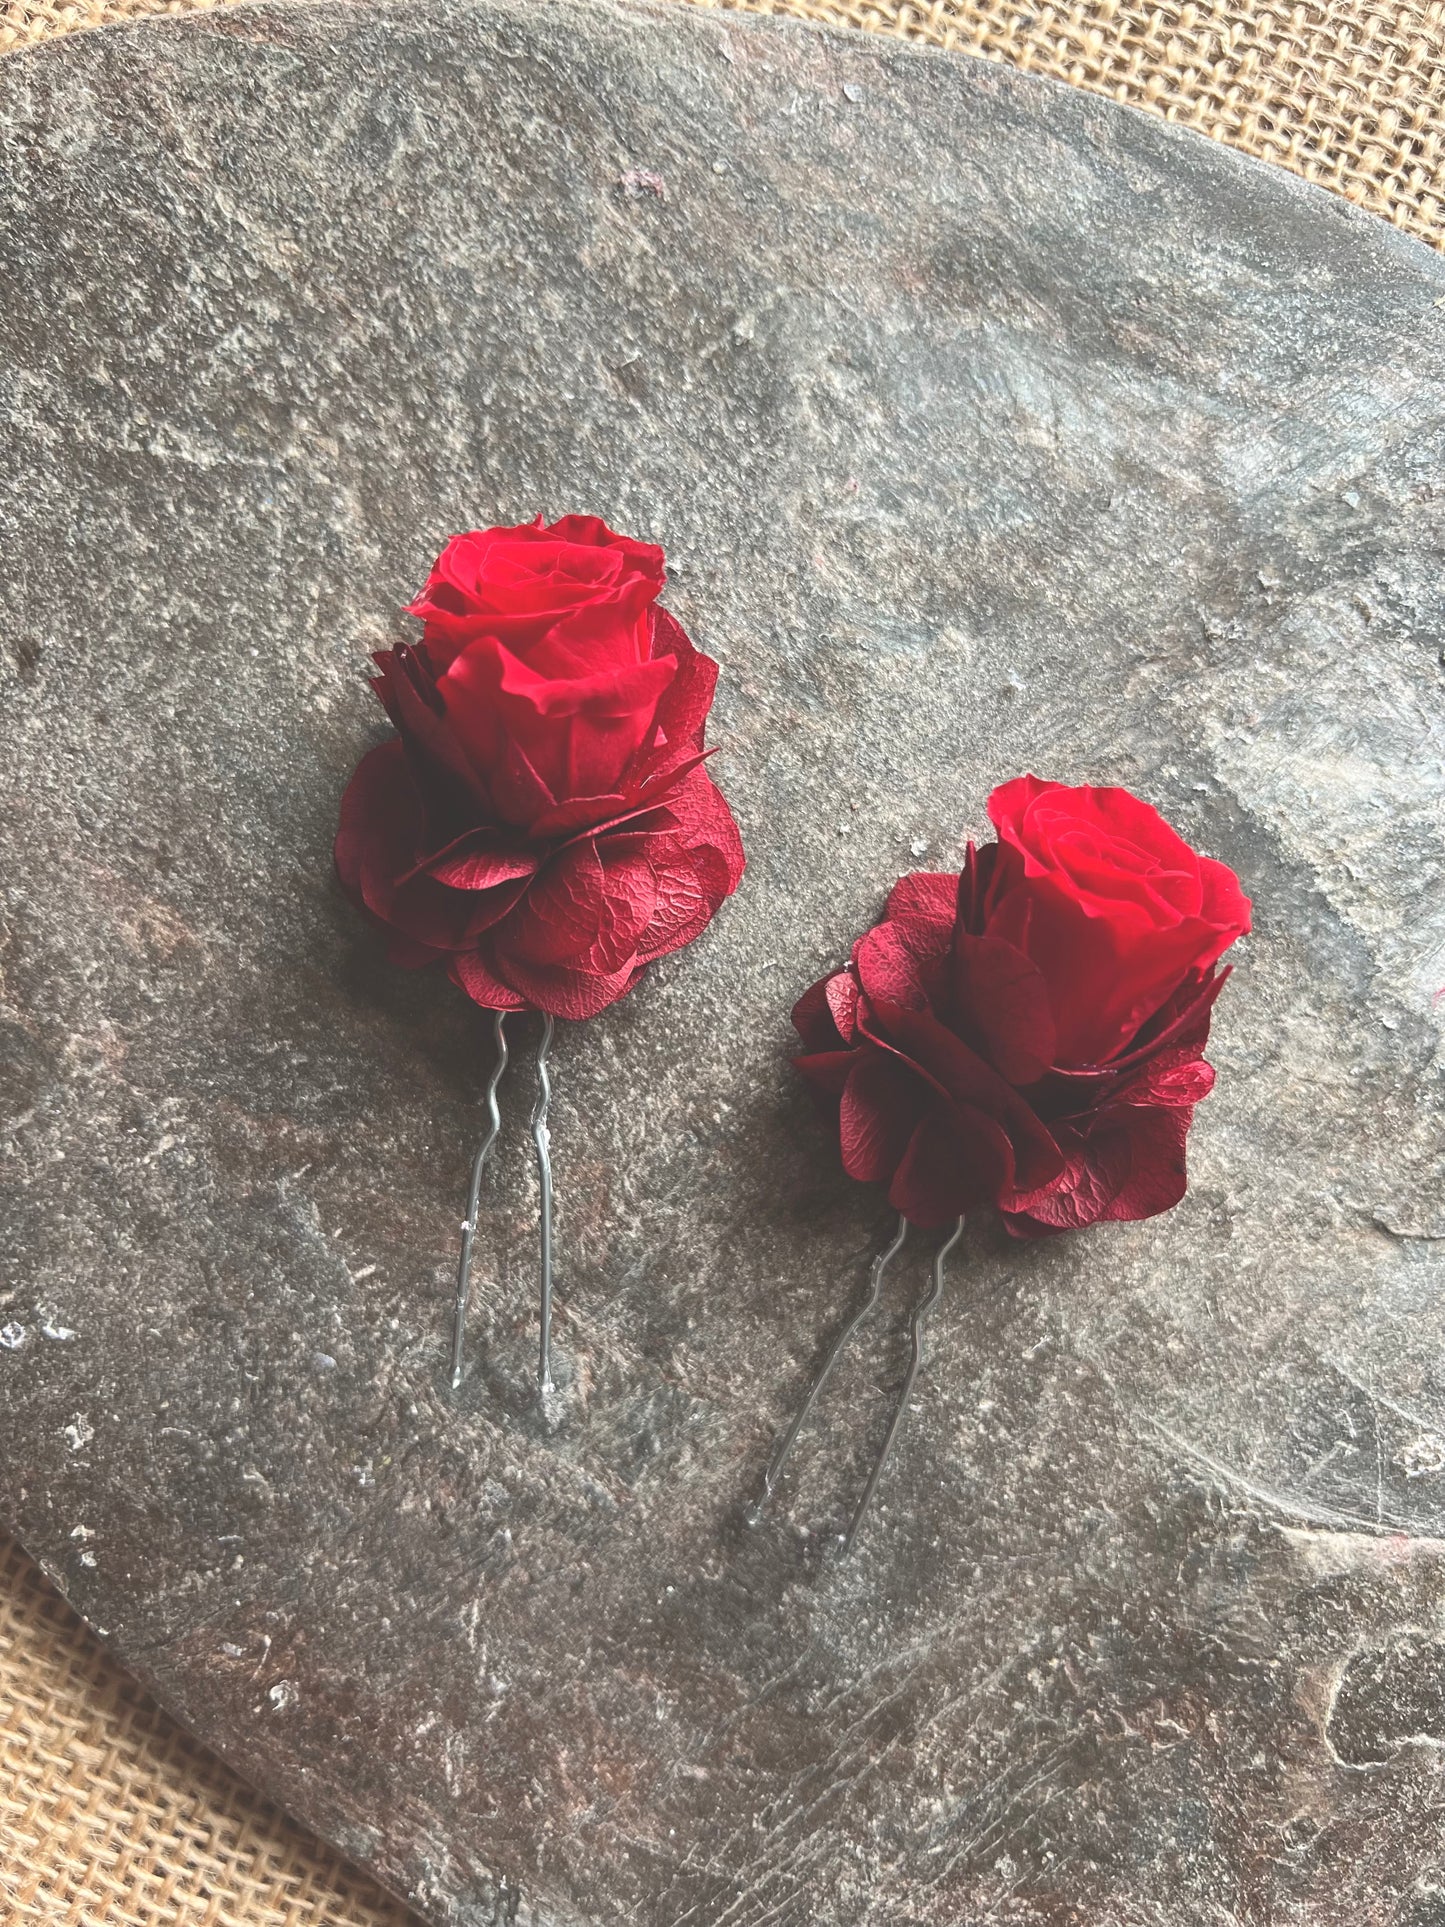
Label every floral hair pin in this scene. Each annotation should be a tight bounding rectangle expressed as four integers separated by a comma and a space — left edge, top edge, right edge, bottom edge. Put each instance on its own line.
749, 776, 1251, 1548
336, 515, 745, 1401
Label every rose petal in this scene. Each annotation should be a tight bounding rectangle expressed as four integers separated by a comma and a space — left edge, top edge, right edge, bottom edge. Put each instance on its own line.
407, 517, 665, 666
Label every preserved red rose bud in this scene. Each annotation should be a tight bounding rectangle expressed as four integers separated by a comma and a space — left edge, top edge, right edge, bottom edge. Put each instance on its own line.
336, 516, 745, 1021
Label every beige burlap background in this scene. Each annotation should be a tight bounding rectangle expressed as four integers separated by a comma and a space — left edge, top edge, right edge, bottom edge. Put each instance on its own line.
3, 0, 1444, 1921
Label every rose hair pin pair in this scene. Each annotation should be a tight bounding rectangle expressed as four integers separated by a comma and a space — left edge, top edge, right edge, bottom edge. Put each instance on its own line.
336, 514, 1251, 1544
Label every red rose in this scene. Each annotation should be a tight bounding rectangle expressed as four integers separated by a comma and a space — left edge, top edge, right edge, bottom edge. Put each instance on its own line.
335, 515, 744, 1019
793, 778, 1250, 1238
986, 776, 1252, 1065
406, 514, 667, 671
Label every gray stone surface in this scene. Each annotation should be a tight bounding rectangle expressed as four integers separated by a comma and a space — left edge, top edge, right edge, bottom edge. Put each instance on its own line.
2, 0, 1444, 1919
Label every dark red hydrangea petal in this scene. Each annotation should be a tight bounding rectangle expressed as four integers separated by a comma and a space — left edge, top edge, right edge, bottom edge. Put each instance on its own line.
450, 948, 530, 1011
648, 608, 720, 751
794, 1047, 857, 1100
336, 741, 476, 953
424, 837, 539, 892
839, 1053, 925, 1185
632, 839, 711, 963
951, 933, 1055, 1085
826, 970, 860, 1045
1003, 1094, 1198, 1238
888, 1106, 1016, 1226
504, 839, 658, 976
793, 976, 846, 1054
885, 871, 957, 930
853, 914, 951, 1011
861, 1001, 1065, 1201
485, 950, 645, 1022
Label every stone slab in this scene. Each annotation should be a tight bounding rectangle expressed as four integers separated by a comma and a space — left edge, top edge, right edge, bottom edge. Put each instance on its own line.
1, 1, 1444, 1921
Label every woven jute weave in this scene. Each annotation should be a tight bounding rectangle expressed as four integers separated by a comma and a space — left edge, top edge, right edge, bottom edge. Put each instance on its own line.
1, 0, 1442, 1921
0, 1537, 411, 1925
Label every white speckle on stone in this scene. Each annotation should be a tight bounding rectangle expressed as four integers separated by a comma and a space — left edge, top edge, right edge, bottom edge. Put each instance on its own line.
843, 82, 863, 102
716, 32, 735, 60
312, 1351, 337, 1372
1398, 1434, 1445, 1478
78, 1550, 97, 1568
712, 159, 729, 175
64, 1414, 94, 1452
0, 1322, 27, 1351
219, 1641, 246, 1658
40, 1319, 78, 1342
70, 1524, 93, 1541
268, 1679, 299, 1712
910, 839, 928, 858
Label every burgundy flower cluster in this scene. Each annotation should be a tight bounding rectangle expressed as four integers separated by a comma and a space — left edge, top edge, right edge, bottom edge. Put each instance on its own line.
793, 777, 1251, 1236
336, 516, 744, 1019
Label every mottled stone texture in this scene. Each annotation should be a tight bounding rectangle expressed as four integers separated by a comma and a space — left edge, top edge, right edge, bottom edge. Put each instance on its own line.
1, 1, 1443, 1921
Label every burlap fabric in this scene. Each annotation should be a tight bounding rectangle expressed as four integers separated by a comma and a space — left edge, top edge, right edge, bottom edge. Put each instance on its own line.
0, 1537, 410, 1924
1, 0, 1441, 1921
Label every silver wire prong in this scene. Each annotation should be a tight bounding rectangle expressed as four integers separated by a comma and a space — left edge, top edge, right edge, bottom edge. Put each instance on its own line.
450, 1009, 510, 1390
531, 1012, 557, 1397
840, 1215, 964, 1552
745, 1213, 909, 1527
